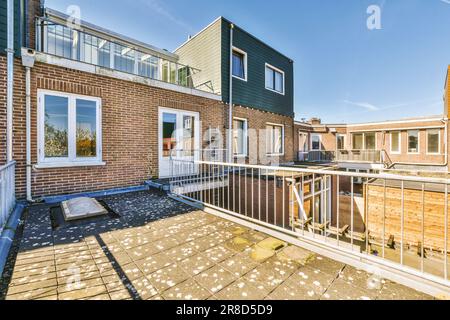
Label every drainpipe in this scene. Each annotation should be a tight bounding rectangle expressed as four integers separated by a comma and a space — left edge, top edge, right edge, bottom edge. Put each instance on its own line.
6, 0, 14, 163
228, 23, 234, 163
21, 48, 35, 202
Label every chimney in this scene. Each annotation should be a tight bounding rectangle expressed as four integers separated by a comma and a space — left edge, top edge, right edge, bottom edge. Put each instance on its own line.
309, 118, 322, 125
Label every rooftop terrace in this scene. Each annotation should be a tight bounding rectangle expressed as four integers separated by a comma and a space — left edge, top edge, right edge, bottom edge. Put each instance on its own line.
0, 190, 433, 300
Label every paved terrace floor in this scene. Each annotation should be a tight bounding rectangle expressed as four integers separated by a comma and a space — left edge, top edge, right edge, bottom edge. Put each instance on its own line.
0, 190, 433, 300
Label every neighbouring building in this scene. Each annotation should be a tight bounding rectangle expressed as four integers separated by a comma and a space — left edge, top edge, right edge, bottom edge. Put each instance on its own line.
0, 0, 296, 200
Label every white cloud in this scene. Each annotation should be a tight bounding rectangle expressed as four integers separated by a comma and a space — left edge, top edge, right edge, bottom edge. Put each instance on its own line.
343, 100, 380, 111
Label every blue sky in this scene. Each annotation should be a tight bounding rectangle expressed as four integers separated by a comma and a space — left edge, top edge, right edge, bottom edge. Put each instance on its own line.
46, 0, 450, 124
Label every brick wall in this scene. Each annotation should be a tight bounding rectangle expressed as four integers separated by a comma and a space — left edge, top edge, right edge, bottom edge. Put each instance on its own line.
9, 58, 227, 198
4, 57, 295, 199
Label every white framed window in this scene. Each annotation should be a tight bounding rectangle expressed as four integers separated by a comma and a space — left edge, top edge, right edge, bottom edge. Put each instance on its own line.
390, 131, 401, 154
265, 63, 285, 95
352, 132, 377, 150
233, 117, 248, 157
407, 130, 419, 154
232, 47, 247, 81
311, 134, 322, 151
299, 132, 309, 152
427, 129, 440, 154
38, 90, 103, 167
336, 134, 345, 150
266, 123, 284, 156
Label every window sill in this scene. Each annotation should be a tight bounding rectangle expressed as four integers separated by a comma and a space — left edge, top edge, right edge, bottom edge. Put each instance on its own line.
265, 87, 285, 96
232, 75, 247, 82
267, 154, 285, 157
35, 161, 106, 169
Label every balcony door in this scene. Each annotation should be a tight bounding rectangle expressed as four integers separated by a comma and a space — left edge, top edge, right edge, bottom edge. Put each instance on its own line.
158, 107, 200, 178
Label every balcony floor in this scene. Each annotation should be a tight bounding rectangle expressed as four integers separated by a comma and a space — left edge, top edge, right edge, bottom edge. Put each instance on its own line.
0, 190, 433, 300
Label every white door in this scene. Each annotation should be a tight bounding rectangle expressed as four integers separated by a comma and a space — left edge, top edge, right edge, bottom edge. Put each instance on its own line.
158, 107, 200, 178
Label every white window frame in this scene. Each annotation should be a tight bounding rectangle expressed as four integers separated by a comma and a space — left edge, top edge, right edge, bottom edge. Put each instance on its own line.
299, 132, 309, 152
266, 123, 285, 156
233, 117, 248, 158
37, 90, 103, 168
336, 134, 346, 150
407, 130, 420, 155
310, 134, 322, 151
390, 131, 401, 154
265, 63, 285, 95
232, 46, 248, 82
426, 129, 441, 155
351, 132, 377, 150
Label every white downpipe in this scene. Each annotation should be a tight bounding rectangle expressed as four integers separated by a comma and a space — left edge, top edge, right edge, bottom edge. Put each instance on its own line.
6, 0, 14, 162
227, 24, 234, 163
25, 67, 32, 201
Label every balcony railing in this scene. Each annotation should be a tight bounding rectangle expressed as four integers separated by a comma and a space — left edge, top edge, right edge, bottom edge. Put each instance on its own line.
36, 19, 208, 92
0, 161, 16, 233
300, 150, 383, 164
168, 156, 450, 294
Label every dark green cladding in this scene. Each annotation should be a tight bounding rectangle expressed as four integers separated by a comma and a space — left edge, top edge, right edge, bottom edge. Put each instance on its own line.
221, 19, 294, 117
0, 0, 24, 56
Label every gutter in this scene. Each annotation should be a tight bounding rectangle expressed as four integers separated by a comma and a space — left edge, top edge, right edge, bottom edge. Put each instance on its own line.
6, 0, 14, 162
0, 203, 25, 277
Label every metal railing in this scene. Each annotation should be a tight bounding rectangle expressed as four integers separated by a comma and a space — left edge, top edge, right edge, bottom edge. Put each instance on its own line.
36, 19, 210, 92
302, 150, 383, 164
169, 157, 450, 291
0, 161, 16, 233
336, 150, 383, 163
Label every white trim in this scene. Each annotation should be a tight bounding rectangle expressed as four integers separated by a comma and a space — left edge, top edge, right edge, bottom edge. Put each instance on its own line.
37, 89, 103, 167
35, 162, 106, 169
174, 16, 223, 52
390, 131, 401, 154
266, 122, 285, 156
426, 129, 441, 155
349, 125, 445, 133
231, 46, 248, 82
264, 63, 285, 95
346, 117, 444, 127
310, 133, 322, 151
351, 132, 377, 150
232, 117, 248, 157
298, 132, 309, 152
407, 130, 420, 155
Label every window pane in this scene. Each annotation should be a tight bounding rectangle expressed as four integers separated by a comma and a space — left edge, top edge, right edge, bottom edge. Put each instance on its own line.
232, 50, 245, 79
162, 113, 177, 157
408, 131, 419, 153
44, 95, 69, 158
265, 67, 274, 89
337, 135, 345, 150
274, 126, 283, 154
299, 133, 308, 152
114, 44, 135, 74
275, 71, 283, 92
353, 134, 363, 150
427, 130, 439, 154
312, 135, 321, 150
76, 99, 97, 158
181, 115, 195, 157
98, 39, 110, 68
365, 133, 376, 150
233, 119, 246, 155
391, 132, 400, 152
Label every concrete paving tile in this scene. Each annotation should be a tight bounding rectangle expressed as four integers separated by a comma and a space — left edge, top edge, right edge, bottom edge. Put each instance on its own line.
57, 270, 102, 286
163, 242, 198, 262
377, 281, 434, 300
257, 237, 287, 251
337, 266, 383, 291
249, 246, 275, 263
180, 253, 215, 276
109, 288, 134, 300
10, 271, 57, 287
58, 285, 108, 300
57, 277, 104, 294
153, 237, 180, 252
83, 293, 111, 300
6, 278, 57, 296
130, 276, 159, 300
162, 279, 212, 300
56, 260, 99, 275
6, 287, 58, 300
121, 262, 144, 281
224, 237, 253, 252
277, 245, 315, 265
135, 252, 173, 275
219, 252, 259, 277
268, 278, 320, 300
215, 279, 267, 300
194, 265, 238, 294
147, 264, 191, 293
14, 254, 55, 267
204, 245, 236, 263
10, 264, 56, 280
322, 279, 377, 300
289, 265, 337, 295
240, 231, 268, 244
126, 243, 162, 261
190, 235, 225, 252
305, 255, 346, 276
